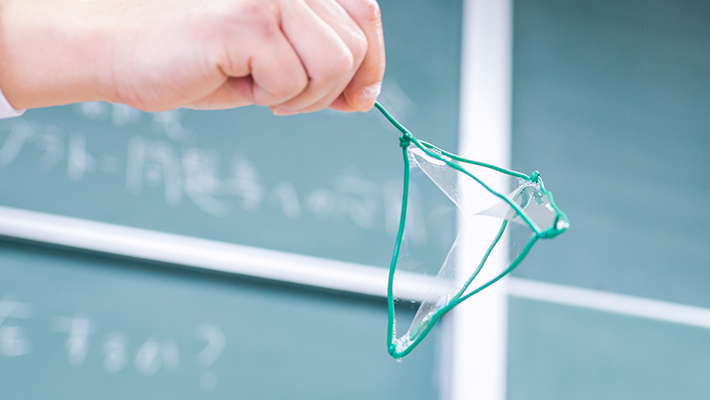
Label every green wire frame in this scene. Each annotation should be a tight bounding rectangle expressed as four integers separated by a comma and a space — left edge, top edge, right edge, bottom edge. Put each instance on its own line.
374, 102, 569, 359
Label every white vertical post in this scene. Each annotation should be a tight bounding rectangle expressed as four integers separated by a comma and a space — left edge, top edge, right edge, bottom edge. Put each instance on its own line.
449, 1, 513, 400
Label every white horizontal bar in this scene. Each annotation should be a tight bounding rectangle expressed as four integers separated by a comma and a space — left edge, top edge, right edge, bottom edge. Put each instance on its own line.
508, 277, 710, 330
0, 205, 450, 301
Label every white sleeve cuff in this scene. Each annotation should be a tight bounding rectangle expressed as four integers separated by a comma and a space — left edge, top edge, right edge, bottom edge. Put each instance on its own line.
0, 87, 25, 119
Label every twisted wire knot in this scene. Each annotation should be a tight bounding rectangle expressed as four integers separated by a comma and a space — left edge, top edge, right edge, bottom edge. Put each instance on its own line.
399, 134, 411, 148
530, 170, 540, 182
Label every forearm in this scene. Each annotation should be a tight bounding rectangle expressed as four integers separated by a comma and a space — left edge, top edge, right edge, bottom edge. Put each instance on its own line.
0, 0, 117, 109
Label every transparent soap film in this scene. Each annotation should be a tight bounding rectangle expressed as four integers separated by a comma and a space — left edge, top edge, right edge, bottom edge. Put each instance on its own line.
377, 103, 569, 359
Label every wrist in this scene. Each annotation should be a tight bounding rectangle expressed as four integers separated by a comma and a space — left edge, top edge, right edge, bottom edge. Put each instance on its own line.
0, 0, 119, 109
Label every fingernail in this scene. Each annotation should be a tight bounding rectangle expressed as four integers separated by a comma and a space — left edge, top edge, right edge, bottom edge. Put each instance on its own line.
357, 82, 382, 111
272, 107, 295, 116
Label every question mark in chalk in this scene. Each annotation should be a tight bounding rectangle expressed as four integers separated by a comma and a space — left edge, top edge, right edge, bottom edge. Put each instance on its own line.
195, 324, 226, 391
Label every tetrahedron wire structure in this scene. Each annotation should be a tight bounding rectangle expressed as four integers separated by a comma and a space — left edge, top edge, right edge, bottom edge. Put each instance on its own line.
374, 102, 569, 359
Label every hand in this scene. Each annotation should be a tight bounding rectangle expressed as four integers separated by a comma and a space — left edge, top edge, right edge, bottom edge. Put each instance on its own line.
0, 0, 385, 114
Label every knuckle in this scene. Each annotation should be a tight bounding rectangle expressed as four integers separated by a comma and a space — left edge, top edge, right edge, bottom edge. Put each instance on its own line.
319, 50, 355, 80
215, 1, 277, 37
237, 1, 274, 26
336, 50, 356, 74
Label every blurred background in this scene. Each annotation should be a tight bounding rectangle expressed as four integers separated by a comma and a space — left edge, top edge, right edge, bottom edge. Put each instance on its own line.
507, 0, 710, 398
0, 0, 708, 399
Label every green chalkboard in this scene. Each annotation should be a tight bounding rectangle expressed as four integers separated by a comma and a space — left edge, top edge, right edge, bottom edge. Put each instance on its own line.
510, 0, 710, 307
0, 239, 440, 399
507, 0, 710, 398
507, 299, 710, 400
0, 0, 462, 268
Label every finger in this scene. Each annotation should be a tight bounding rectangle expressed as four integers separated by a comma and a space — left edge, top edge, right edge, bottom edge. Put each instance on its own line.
219, 10, 308, 106
334, 0, 385, 111
272, 0, 360, 114
249, 35, 309, 106
280, 0, 367, 113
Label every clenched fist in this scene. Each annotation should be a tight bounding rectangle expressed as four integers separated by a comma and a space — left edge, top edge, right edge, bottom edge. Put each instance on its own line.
0, 0, 385, 115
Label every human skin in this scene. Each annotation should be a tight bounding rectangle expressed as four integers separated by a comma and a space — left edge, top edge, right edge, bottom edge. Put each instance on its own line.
0, 0, 385, 115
